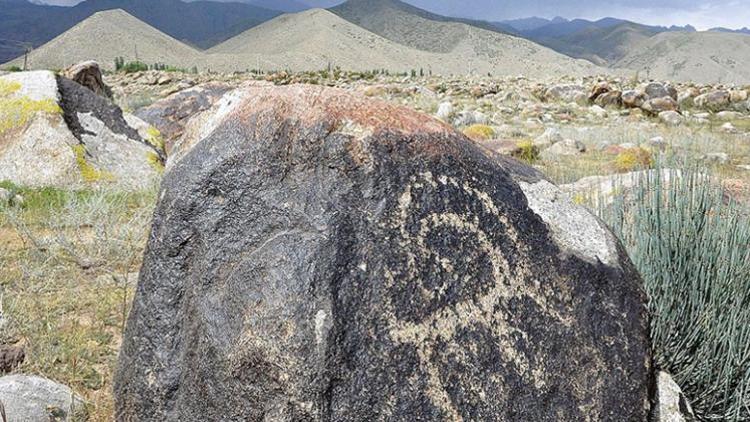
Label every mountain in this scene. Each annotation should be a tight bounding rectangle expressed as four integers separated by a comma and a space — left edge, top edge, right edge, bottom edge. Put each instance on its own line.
183, 0, 311, 13
710, 27, 750, 35
208, 8, 601, 78
500, 17, 561, 32
0, 0, 280, 63
615, 31, 750, 84
5, 9, 203, 71
330, 0, 517, 53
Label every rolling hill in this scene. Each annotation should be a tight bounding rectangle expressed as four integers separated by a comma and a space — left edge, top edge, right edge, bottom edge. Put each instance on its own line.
330, 0, 516, 53
6, 9, 203, 71
615, 31, 750, 84
208, 8, 601, 78
0, 0, 280, 64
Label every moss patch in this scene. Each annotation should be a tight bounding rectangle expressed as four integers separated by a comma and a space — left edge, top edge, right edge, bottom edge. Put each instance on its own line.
146, 152, 164, 174
145, 126, 166, 152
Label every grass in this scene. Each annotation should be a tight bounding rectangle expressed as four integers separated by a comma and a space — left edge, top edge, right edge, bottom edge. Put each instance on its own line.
462, 124, 495, 141
0, 183, 158, 421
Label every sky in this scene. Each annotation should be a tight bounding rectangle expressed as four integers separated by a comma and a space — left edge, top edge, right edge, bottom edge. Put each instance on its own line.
35, 0, 750, 30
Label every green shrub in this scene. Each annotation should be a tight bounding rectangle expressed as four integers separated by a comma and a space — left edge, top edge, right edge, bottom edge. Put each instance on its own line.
3, 65, 23, 72
600, 169, 750, 420
115, 59, 148, 74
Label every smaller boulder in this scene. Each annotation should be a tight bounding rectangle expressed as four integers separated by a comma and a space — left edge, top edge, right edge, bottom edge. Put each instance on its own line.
542, 138, 586, 157
659, 111, 684, 126
0, 375, 85, 422
63, 61, 111, 98
643, 82, 676, 100
589, 105, 608, 118
642, 97, 679, 115
730, 90, 748, 104
544, 84, 588, 104
678, 87, 700, 108
652, 372, 695, 422
533, 127, 563, 148
622, 90, 647, 108
0, 344, 24, 373
588, 81, 611, 102
702, 152, 729, 164
595, 90, 623, 108
435, 101, 454, 121
695, 91, 731, 111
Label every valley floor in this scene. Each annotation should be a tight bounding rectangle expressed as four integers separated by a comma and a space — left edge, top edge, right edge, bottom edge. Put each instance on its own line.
2, 69, 750, 420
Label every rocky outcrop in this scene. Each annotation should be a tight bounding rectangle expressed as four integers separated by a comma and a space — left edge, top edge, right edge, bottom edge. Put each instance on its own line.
0, 71, 163, 188
134, 82, 232, 154
116, 84, 652, 421
0, 375, 84, 422
63, 61, 112, 98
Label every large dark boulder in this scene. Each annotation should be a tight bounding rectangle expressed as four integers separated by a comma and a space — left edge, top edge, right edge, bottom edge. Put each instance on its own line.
115, 85, 653, 421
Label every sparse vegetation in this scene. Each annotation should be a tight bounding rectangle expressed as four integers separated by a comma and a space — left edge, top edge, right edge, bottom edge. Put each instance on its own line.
0, 184, 158, 421
462, 124, 495, 141
600, 169, 750, 421
614, 147, 654, 172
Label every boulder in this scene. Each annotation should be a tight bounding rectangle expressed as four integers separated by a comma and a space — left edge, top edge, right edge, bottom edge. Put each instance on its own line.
678, 87, 700, 108
115, 84, 652, 421
0, 71, 163, 188
659, 111, 684, 126
595, 90, 622, 108
533, 127, 563, 148
544, 84, 588, 104
589, 105, 608, 118
588, 81, 611, 102
651, 372, 695, 422
695, 90, 731, 111
642, 82, 676, 101
730, 90, 748, 103
0, 375, 84, 422
134, 82, 232, 154
622, 90, 647, 108
0, 344, 24, 373
435, 101, 454, 121
62, 61, 111, 98
642, 97, 679, 115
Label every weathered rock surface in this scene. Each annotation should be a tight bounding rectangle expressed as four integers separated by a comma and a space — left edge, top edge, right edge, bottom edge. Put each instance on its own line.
63, 61, 111, 98
0, 344, 24, 373
134, 82, 232, 154
0, 375, 84, 422
0, 71, 163, 188
115, 84, 652, 421
651, 372, 695, 422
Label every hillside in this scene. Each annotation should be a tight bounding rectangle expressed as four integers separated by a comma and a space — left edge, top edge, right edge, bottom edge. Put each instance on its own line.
538, 22, 660, 66
330, 0, 515, 53
6, 9, 203, 71
615, 31, 750, 84
0, 0, 280, 63
207, 8, 602, 78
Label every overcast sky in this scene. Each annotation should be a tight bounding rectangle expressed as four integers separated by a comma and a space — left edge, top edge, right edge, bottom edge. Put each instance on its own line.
37, 0, 750, 30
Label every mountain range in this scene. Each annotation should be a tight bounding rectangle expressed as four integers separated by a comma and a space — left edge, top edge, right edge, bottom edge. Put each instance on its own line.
3, 0, 750, 84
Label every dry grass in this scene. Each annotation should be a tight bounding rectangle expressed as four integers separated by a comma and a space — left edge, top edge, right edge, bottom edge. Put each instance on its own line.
0, 183, 157, 421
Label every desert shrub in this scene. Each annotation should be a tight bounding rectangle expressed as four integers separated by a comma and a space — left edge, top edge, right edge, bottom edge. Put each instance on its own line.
116, 60, 148, 74
614, 147, 654, 172
462, 124, 495, 141
514, 140, 540, 163
3, 65, 23, 72
600, 169, 750, 421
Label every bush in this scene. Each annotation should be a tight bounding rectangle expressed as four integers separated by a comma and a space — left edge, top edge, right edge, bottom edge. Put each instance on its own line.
462, 124, 495, 141
600, 169, 750, 420
114, 57, 148, 74
614, 147, 653, 173
514, 140, 540, 163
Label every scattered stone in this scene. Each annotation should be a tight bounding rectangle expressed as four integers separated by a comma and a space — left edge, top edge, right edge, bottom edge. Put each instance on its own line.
561, 169, 684, 207
643, 82, 674, 100
721, 122, 737, 133
737, 164, 750, 171
0, 345, 24, 373
453, 109, 488, 127
588, 81, 611, 102
652, 371, 696, 422
543, 138, 587, 156
62, 61, 111, 98
595, 90, 622, 108
702, 152, 729, 164
677, 87, 700, 108
0, 375, 85, 422
659, 110, 684, 126
435, 101, 454, 121
589, 105, 608, 118
642, 97, 679, 115
544, 84, 587, 104
115, 84, 652, 421
695, 90, 731, 111
649, 136, 667, 150
715, 111, 742, 120
533, 127, 563, 148
622, 90, 647, 108
730, 90, 748, 103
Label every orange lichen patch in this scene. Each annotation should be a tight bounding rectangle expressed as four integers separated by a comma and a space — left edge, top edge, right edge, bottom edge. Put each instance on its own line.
233, 84, 454, 138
